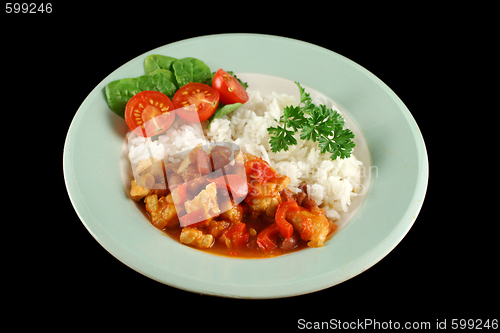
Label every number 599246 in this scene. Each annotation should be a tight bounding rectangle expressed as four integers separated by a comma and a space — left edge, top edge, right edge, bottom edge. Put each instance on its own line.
5, 3, 52, 13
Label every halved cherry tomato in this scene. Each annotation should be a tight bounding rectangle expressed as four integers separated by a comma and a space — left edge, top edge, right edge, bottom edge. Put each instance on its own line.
212, 69, 249, 105
172, 83, 219, 122
124, 91, 175, 137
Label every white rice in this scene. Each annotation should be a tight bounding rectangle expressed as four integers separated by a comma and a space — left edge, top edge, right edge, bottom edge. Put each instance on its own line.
127, 90, 362, 221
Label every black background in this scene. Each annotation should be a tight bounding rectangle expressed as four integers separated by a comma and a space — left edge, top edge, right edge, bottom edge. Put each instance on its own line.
3, 4, 495, 328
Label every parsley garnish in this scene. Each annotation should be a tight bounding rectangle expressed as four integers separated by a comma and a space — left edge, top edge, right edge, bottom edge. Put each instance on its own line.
267, 82, 355, 160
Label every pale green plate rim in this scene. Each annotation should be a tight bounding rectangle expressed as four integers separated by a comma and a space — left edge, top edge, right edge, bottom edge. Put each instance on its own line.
63, 34, 428, 298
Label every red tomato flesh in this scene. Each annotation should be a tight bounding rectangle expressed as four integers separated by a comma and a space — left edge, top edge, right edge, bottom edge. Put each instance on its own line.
173, 83, 219, 122
223, 223, 249, 249
212, 69, 249, 105
125, 91, 175, 137
245, 159, 276, 184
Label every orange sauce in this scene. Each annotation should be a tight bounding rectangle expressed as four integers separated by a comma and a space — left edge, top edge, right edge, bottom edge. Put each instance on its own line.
136, 200, 337, 259
161, 215, 310, 259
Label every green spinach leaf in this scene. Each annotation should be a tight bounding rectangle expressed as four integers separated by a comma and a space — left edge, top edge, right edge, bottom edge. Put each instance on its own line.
207, 103, 243, 129
144, 54, 177, 74
173, 57, 211, 87
147, 69, 178, 89
105, 72, 177, 118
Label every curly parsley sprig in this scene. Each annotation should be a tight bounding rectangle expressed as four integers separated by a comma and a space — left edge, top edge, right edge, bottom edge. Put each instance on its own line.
267, 82, 355, 160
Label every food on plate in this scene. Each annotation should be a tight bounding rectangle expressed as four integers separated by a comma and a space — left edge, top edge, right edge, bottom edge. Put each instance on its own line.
125, 90, 176, 137
212, 68, 249, 105
172, 57, 212, 87
130, 143, 337, 257
268, 82, 355, 160
110, 54, 362, 258
105, 72, 177, 118
172, 83, 220, 122
144, 54, 177, 76
105, 54, 249, 122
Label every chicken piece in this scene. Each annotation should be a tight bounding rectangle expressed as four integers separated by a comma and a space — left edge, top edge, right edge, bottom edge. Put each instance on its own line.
248, 195, 281, 218
135, 158, 165, 183
245, 175, 290, 218
130, 180, 151, 201
273, 174, 291, 193
180, 228, 214, 249
244, 155, 290, 218
220, 203, 243, 223
135, 173, 155, 189
205, 220, 231, 239
287, 208, 331, 247
184, 182, 220, 217
176, 143, 203, 174
151, 188, 169, 197
144, 194, 179, 229
135, 157, 158, 175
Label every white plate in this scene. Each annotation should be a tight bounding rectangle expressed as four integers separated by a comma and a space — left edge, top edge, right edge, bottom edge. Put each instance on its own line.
64, 34, 428, 298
